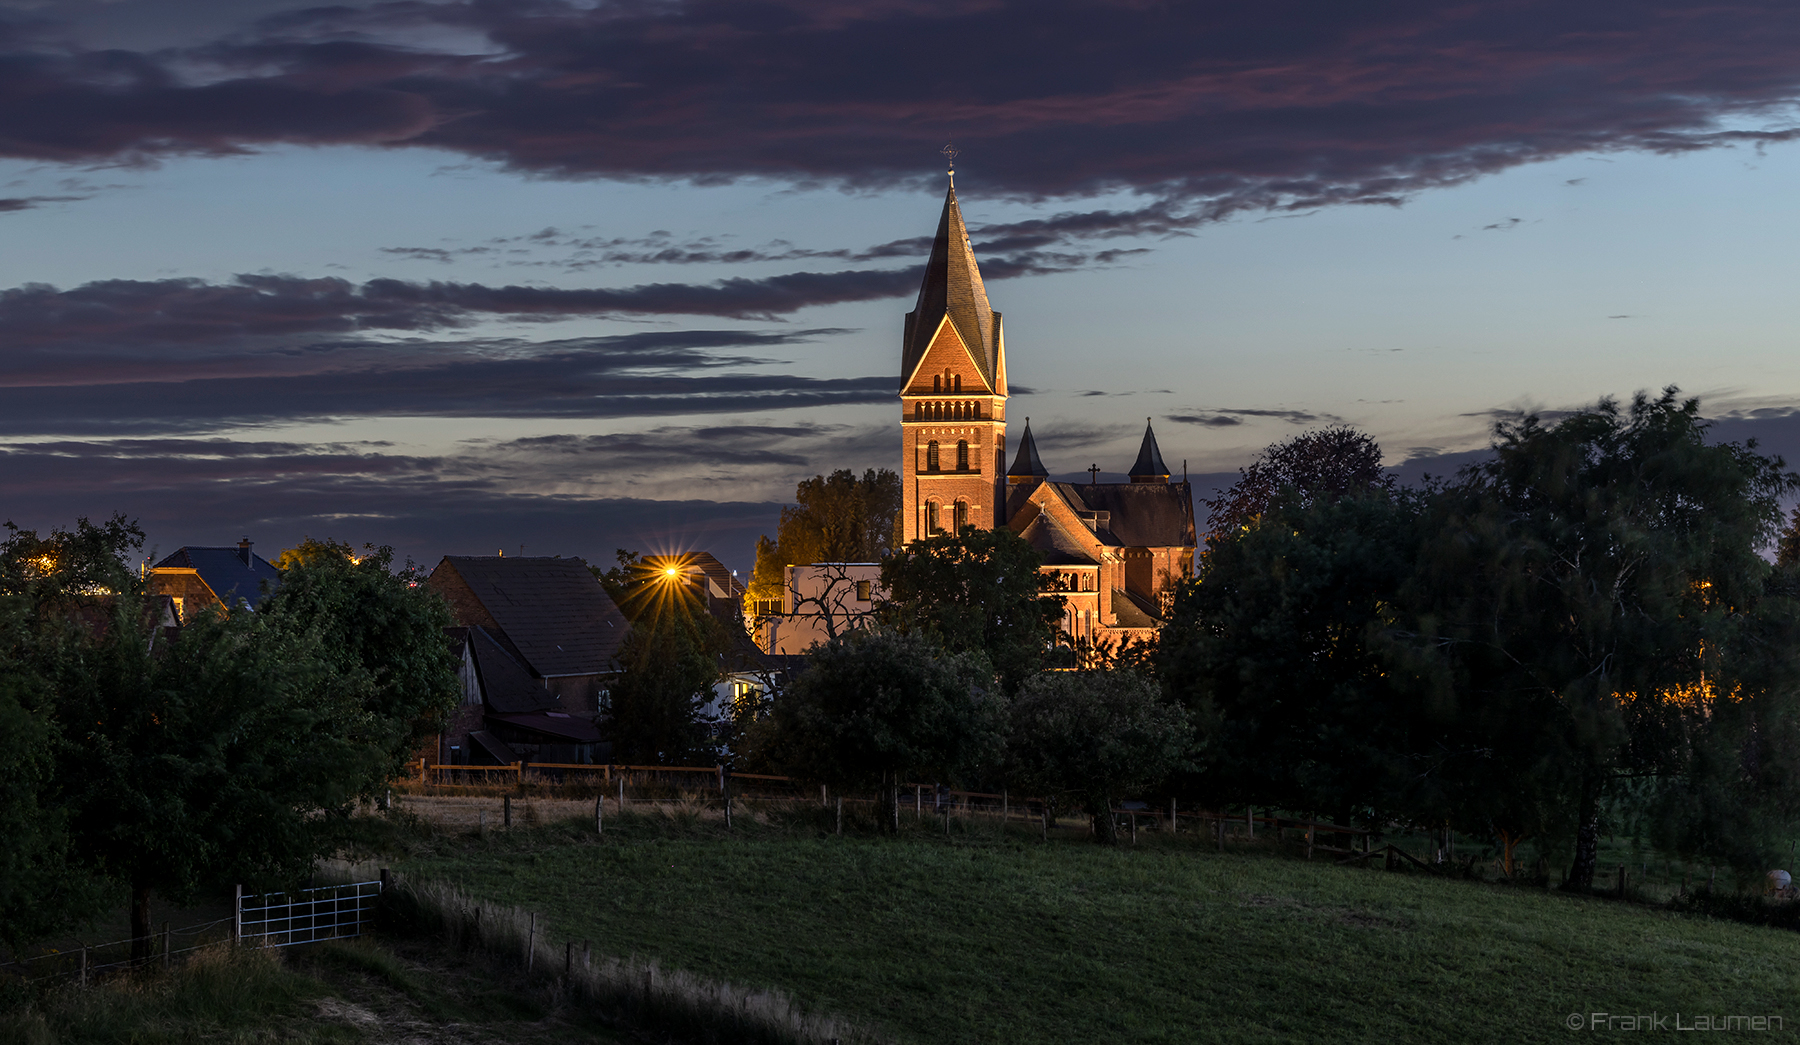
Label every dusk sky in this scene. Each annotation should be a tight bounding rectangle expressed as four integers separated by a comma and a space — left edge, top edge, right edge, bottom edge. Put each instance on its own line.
7, 0, 1800, 573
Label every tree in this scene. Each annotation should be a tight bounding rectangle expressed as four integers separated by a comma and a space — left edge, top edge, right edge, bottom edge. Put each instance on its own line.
1005, 669, 1194, 844
878, 526, 1063, 694
753, 629, 1002, 831
1205, 425, 1394, 546
1159, 486, 1423, 823
0, 519, 462, 959
1400, 389, 1796, 888
606, 553, 727, 764
261, 540, 461, 789
749, 469, 901, 611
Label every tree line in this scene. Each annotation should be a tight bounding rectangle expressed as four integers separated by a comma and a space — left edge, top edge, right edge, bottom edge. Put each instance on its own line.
724, 389, 1800, 886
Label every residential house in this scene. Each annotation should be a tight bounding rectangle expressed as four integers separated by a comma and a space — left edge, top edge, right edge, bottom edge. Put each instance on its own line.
146, 538, 282, 622
426, 555, 629, 766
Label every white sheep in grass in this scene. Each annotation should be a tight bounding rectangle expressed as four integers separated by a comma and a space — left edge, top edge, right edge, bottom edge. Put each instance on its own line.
1765, 870, 1793, 898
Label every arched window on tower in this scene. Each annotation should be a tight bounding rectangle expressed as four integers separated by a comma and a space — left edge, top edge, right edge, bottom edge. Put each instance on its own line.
933, 374, 942, 392
972, 402, 981, 419
954, 500, 969, 532
954, 374, 962, 393
926, 440, 940, 472
956, 439, 969, 471
934, 402, 944, 421
925, 501, 940, 533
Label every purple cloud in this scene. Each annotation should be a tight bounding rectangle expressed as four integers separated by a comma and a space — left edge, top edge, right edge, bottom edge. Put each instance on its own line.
5, 0, 1800, 216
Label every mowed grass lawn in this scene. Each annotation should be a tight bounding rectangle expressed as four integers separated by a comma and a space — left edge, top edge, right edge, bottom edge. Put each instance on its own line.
399, 813, 1800, 1044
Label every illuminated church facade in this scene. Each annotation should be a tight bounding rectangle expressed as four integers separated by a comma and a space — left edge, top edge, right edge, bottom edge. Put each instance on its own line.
899, 176, 1197, 646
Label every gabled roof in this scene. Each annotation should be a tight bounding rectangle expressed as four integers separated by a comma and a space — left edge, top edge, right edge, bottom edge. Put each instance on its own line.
1129, 419, 1170, 480
1008, 418, 1049, 478
1016, 511, 1101, 566
1044, 482, 1197, 550
432, 556, 628, 677
902, 183, 1001, 392
151, 546, 282, 607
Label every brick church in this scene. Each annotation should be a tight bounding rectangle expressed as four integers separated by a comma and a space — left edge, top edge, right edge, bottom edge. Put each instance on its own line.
900, 174, 1196, 646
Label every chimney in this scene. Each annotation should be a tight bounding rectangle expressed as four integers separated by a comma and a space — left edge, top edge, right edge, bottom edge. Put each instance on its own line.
238, 537, 252, 566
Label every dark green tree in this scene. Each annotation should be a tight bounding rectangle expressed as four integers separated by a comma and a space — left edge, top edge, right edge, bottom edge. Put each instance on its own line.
1400, 389, 1796, 888
1005, 669, 1194, 844
261, 540, 461, 788
607, 554, 726, 764
1205, 425, 1395, 546
1159, 488, 1422, 823
753, 629, 1002, 831
878, 526, 1063, 694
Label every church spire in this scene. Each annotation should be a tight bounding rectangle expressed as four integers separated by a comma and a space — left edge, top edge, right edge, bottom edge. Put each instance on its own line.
1008, 417, 1049, 484
900, 175, 1003, 394
1128, 417, 1170, 484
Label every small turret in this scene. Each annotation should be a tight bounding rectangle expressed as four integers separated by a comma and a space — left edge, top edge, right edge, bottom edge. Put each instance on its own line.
1008, 418, 1050, 486
1128, 418, 1170, 484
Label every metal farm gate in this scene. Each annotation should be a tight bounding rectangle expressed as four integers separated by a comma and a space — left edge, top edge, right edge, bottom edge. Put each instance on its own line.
236, 880, 381, 947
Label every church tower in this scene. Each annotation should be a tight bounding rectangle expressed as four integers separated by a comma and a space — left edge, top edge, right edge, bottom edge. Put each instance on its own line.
899, 171, 1008, 544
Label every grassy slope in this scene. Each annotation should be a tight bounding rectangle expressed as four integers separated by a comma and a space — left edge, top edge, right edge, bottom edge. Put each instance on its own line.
400, 813, 1800, 1045
1, 939, 627, 1045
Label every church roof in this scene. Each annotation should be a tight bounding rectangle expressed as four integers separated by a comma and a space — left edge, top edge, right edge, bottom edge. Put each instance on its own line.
1128, 418, 1171, 480
1008, 418, 1049, 477
1047, 482, 1197, 549
902, 183, 1000, 391
1016, 511, 1100, 565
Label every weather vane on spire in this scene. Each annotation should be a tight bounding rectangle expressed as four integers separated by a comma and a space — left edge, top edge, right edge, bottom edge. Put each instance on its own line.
941, 142, 960, 184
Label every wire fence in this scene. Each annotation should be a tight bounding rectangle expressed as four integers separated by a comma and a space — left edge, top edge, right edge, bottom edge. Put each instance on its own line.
2, 879, 383, 987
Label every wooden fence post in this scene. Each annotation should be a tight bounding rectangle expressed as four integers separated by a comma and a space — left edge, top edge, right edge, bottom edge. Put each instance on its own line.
835, 796, 843, 836
1169, 797, 1177, 835
162, 923, 171, 969
1247, 806, 1254, 839
504, 795, 512, 830
617, 776, 625, 812
479, 810, 487, 837
380, 868, 391, 893
79, 943, 87, 987
1305, 823, 1314, 860
724, 772, 733, 831
594, 791, 603, 837
565, 940, 572, 978
526, 912, 537, 974
1041, 803, 1049, 841
916, 785, 922, 822
1129, 810, 1138, 844
1001, 788, 1008, 833
1618, 865, 1627, 899
514, 761, 523, 786
233, 884, 243, 945
582, 940, 592, 971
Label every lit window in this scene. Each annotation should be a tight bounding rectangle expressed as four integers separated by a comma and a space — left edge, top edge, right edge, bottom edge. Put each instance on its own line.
856, 580, 871, 601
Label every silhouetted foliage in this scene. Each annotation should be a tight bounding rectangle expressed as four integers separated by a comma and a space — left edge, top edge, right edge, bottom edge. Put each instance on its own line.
607, 553, 729, 764
1204, 425, 1394, 545
1005, 669, 1194, 844
878, 526, 1063, 694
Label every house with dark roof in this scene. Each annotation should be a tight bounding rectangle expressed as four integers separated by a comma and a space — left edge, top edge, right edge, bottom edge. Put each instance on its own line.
146, 538, 282, 622
426, 555, 628, 765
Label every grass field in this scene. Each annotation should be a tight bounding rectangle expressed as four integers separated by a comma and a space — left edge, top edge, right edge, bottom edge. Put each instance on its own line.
395, 803, 1800, 1045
